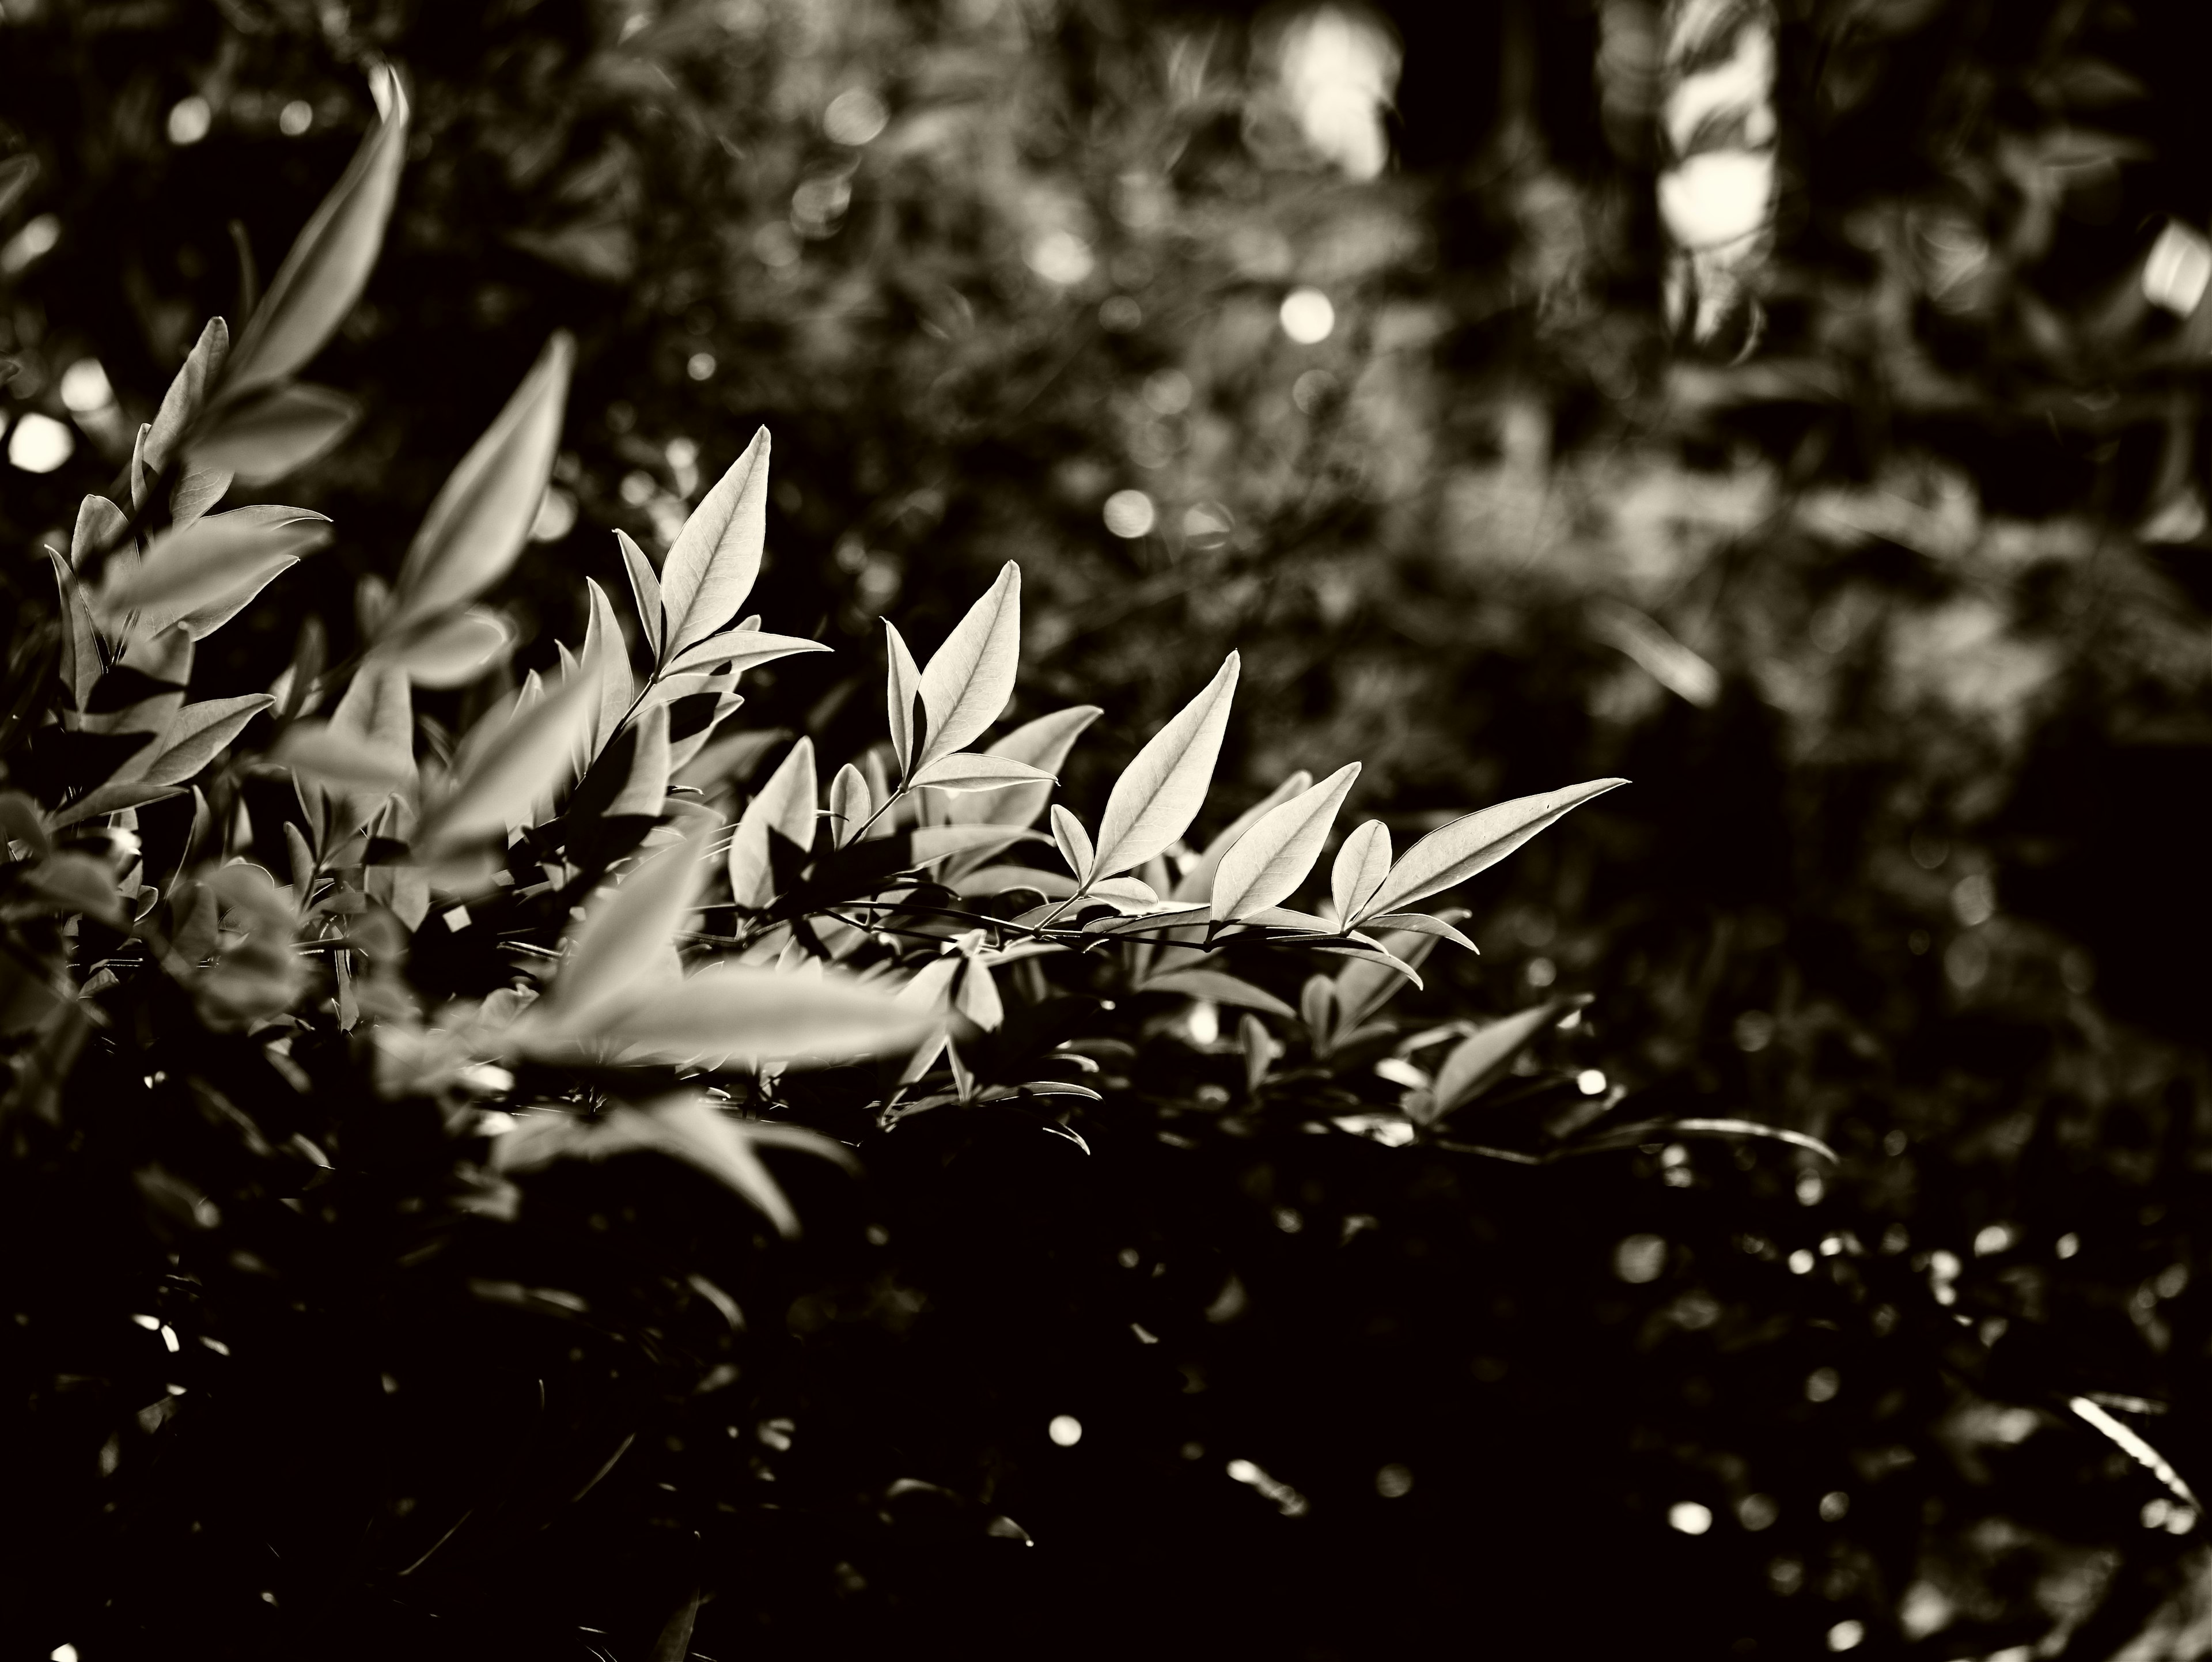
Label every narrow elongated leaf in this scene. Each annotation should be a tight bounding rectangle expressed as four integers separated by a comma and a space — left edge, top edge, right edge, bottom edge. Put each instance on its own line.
1362, 779, 1628, 921
909, 752, 1055, 793
661, 428, 770, 659
1429, 997, 1586, 1120
604, 700, 671, 820
616, 529, 664, 660
828, 763, 870, 847
1138, 968, 1296, 1018
190, 381, 359, 483
581, 577, 634, 760
1332, 927, 1446, 1028
949, 704, 1101, 831
1092, 653, 1240, 880
47, 780, 189, 830
1050, 804, 1093, 882
226, 67, 410, 395
1361, 912, 1479, 952
133, 695, 275, 787
380, 608, 513, 688
1331, 820, 1391, 926
1210, 762, 1359, 923
516, 961, 930, 1071
99, 509, 330, 635
388, 331, 574, 631
665, 629, 830, 676
557, 816, 714, 1019
915, 562, 1020, 768
728, 736, 817, 907
48, 551, 100, 717
1171, 770, 1313, 903
418, 672, 593, 853
884, 620, 922, 775
271, 721, 414, 793
144, 317, 229, 475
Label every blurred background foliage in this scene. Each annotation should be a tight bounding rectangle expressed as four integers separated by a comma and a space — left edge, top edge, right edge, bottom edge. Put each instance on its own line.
9, 0, 2212, 1656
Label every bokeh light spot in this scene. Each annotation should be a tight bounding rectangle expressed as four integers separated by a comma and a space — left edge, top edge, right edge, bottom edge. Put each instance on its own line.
278, 100, 313, 137
1668, 1501, 1713, 1535
1103, 489, 1156, 538
167, 96, 212, 146
1614, 1233, 1666, 1284
58, 358, 112, 414
1048, 1414, 1082, 1447
8, 411, 75, 474
1279, 286, 1335, 344
1826, 1619, 1865, 1652
1375, 1463, 1412, 1498
824, 87, 889, 146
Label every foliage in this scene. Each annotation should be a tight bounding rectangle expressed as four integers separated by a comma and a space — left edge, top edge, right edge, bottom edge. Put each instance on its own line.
9, 1, 2212, 1657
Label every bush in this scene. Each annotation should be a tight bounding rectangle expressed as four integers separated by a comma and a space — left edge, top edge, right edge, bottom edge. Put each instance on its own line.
4, 74, 1820, 1659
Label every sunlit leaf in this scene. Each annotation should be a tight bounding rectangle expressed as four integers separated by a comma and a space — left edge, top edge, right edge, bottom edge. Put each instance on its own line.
581, 577, 634, 761
128, 695, 275, 788
556, 815, 714, 1021
387, 331, 574, 632
48, 550, 100, 718
1138, 967, 1295, 1018
1051, 804, 1093, 882
97, 508, 330, 638
1210, 762, 1359, 923
1360, 911, 1478, 953
190, 381, 358, 484
1426, 996, 1588, 1122
664, 629, 831, 676
915, 562, 1021, 769
661, 427, 770, 660
884, 619, 922, 777
379, 607, 513, 688
908, 752, 1055, 793
728, 736, 817, 908
948, 704, 1100, 832
908, 824, 1048, 867
1169, 770, 1313, 905
604, 699, 671, 820
616, 528, 664, 660
1091, 652, 1239, 880
417, 672, 593, 853
1330, 819, 1391, 927
225, 66, 410, 396
143, 317, 228, 476
1361, 779, 1627, 921
828, 763, 870, 847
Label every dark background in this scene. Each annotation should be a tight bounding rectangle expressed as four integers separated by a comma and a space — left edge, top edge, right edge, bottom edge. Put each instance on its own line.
7, 1, 2212, 1656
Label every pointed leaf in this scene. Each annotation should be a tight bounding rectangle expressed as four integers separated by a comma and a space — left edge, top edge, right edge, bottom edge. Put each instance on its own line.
1210, 762, 1358, 923
661, 428, 770, 658
1092, 653, 1239, 880
1430, 997, 1585, 1119
557, 816, 714, 1019
1361, 912, 1479, 953
1362, 779, 1627, 921
98, 508, 329, 636
388, 331, 574, 631
418, 673, 593, 853
665, 629, 830, 676
137, 695, 275, 786
48, 551, 100, 717
226, 67, 410, 395
949, 703, 1101, 830
884, 619, 921, 776
909, 752, 1055, 793
828, 763, 871, 847
1171, 770, 1313, 903
1331, 819, 1391, 926
915, 562, 1020, 768
605, 699, 671, 820
616, 528, 665, 660
728, 736, 817, 907
1050, 804, 1093, 883
381, 608, 513, 688
47, 780, 190, 830
581, 577, 634, 760
190, 381, 359, 484
145, 317, 229, 475
169, 466, 233, 532
1137, 968, 1296, 1019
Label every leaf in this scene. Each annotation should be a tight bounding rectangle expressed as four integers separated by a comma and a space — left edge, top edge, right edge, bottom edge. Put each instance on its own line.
1330, 820, 1391, 927
1171, 770, 1313, 903
728, 736, 817, 908
605, 699, 671, 820
514, 961, 931, 1071
665, 629, 830, 677
907, 824, 1047, 867
0, 154, 37, 221
1085, 903, 1211, 936
616, 529, 665, 660
1050, 804, 1093, 882
48, 551, 100, 717
556, 815, 715, 1020
131, 695, 275, 787
1332, 929, 1441, 1024
661, 427, 770, 660
1360, 912, 1479, 953
1428, 997, 1586, 1121
417, 672, 593, 853
225, 66, 410, 396
380, 608, 513, 688
948, 704, 1101, 832
884, 619, 922, 777
47, 779, 189, 830
1209, 762, 1359, 923
25, 852, 124, 922
828, 763, 870, 847
652, 1585, 703, 1662
1092, 653, 1240, 880
956, 960, 1003, 1029
168, 465, 233, 533
1554, 1118, 1839, 1165
98, 508, 331, 637
915, 562, 1020, 769
581, 577, 635, 761
144, 317, 229, 476
1361, 779, 1627, 921
908, 752, 1056, 793
189, 381, 359, 484
387, 331, 575, 632
1137, 968, 1296, 1019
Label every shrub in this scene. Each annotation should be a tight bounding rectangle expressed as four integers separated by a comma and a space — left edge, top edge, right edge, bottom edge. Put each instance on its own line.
0, 66, 1851, 1659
